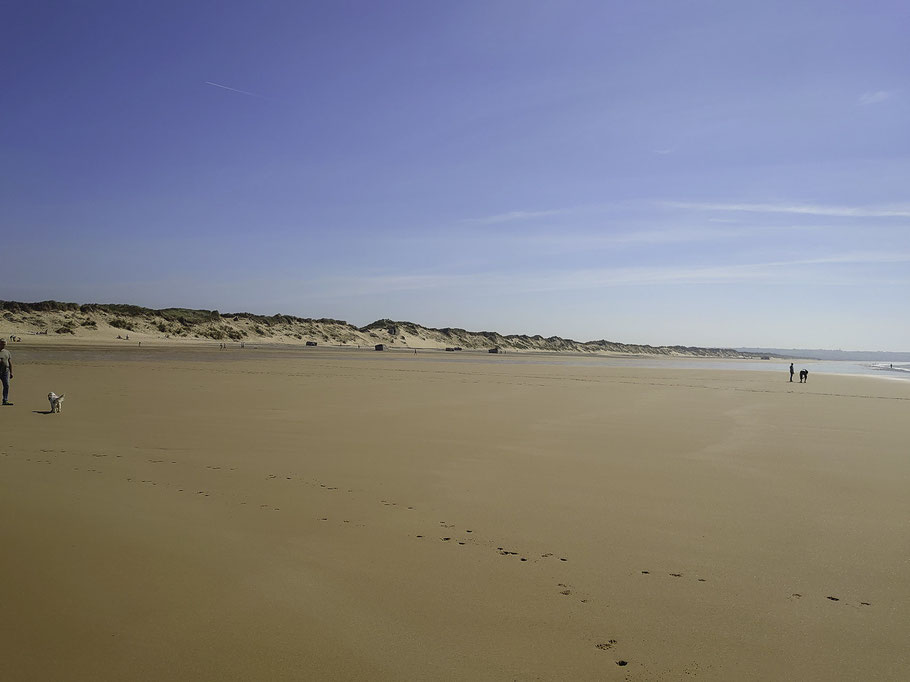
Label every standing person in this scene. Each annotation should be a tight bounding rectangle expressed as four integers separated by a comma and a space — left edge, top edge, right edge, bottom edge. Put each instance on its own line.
789, 363, 795, 382
0, 339, 13, 406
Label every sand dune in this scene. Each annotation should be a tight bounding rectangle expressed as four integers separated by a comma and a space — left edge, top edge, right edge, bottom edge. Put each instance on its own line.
1, 300, 762, 357
1, 343, 907, 680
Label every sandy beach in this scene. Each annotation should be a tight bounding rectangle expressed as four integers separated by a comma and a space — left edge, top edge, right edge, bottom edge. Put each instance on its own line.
1, 342, 908, 680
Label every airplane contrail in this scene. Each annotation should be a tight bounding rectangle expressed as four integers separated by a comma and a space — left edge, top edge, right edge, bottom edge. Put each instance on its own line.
204, 81, 264, 98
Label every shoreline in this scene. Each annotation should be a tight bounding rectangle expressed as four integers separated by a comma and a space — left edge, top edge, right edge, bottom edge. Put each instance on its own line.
6, 337, 905, 385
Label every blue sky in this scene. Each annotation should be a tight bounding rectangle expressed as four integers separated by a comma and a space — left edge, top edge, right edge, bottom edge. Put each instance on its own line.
2, 1, 908, 349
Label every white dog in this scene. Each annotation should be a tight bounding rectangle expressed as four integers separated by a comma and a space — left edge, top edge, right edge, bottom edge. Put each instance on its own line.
48, 392, 65, 413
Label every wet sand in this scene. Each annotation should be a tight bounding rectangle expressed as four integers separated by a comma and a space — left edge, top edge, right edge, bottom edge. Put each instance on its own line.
1, 344, 908, 680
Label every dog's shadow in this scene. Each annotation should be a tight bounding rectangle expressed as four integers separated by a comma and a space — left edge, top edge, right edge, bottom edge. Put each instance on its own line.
33, 410, 55, 415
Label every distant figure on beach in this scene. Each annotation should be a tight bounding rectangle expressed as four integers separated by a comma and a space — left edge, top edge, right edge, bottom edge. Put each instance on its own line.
0, 339, 13, 405
789, 363, 794, 382
799, 369, 808, 383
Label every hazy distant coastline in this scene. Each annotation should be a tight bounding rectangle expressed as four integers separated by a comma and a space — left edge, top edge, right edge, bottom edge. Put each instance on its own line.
2, 299, 764, 358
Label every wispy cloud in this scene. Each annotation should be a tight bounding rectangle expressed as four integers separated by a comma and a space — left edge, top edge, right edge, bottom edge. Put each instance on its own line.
858, 90, 896, 106
517, 252, 910, 291
524, 226, 779, 249
652, 146, 676, 155
314, 251, 910, 298
205, 81, 266, 99
463, 209, 569, 224
664, 201, 910, 218
307, 273, 480, 298
776, 251, 910, 266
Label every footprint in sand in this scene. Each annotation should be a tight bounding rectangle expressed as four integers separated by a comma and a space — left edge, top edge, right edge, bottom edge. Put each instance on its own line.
826, 596, 840, 601
595, 639, 617, 651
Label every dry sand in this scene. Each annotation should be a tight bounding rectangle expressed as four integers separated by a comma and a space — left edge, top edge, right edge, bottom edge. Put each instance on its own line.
1, 342, 908, 680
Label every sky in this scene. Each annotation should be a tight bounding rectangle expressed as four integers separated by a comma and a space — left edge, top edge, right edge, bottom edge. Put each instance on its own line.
2, 1, 909, 350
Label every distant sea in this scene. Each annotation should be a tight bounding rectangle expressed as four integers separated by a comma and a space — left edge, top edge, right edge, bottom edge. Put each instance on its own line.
705, 359, 910, 381
662, 359, 910, 381
643, 358, 910, 381
470, 354, 910, 381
